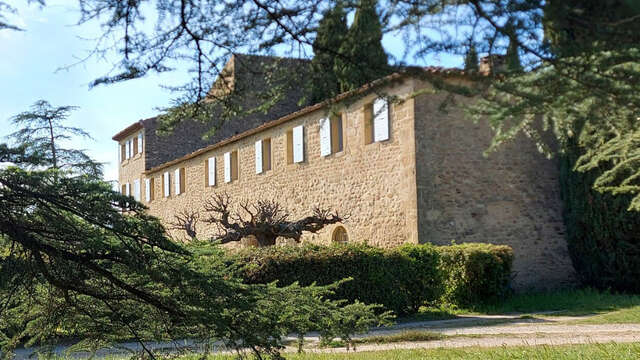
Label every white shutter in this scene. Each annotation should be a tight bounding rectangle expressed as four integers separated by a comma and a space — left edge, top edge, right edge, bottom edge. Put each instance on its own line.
125, 140, 130, 159
208, 157, 216, 186
125, 182, 130, 196
133, 179, 141, 201
117, 143, 121, 163
224, 152, 231, 183
174, 169, 181, 195
373, 98, 390, 142
293, 125, 304, 163
319, 118, 331, 157
255, 140, 263, 174
163, 171, 170, 197
145, 178, 151, 202
137, 132, 143, 154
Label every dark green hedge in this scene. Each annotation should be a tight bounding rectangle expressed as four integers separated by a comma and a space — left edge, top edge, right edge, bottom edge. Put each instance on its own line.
560, 141, 640, 292
228, 242, 513, 315
438, 243, 513, 306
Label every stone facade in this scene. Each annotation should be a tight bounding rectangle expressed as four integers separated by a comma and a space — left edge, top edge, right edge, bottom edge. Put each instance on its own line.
412, 80, 575, 289
115, 69, 576, 290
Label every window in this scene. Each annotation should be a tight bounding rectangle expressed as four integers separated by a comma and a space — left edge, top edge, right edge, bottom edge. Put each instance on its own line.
145, 178, 155, 202
331, 114, 343, 153
373, 98, 390, 142
363, 103, 374, 145
121, 183, 126, 194
205, 157, 216, 187
125, 182, 131, 197
224, 150, 238, 183
255, 138, 272, 174
286, 129, 294, 164
364, 98, 390, 144
120, 143, 125, 163
320, 115, 343, 157
125, 140, 131, 159
133, 179, 141, 201
137, 132, 143, 154
163, 171, 170, 197
287, 125, 304, 163
133, 136, 138, 156
332, 226, 349, 243
174, 167, 186, 195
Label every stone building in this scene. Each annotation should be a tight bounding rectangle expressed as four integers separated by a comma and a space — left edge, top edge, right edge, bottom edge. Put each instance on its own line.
114, 54, 575, 289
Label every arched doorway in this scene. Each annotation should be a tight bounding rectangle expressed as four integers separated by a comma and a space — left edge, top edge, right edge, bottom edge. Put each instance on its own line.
332, 226, 349, 243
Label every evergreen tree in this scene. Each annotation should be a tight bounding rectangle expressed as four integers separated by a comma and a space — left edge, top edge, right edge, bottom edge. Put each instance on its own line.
334, 0, 390, 92
9, 100, 100, 177
504, 38, 522, 72
310, 4, 348, 103
463, 43, 479, 72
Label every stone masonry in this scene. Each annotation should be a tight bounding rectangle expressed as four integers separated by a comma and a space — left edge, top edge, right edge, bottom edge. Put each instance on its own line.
115, 60, 576, 290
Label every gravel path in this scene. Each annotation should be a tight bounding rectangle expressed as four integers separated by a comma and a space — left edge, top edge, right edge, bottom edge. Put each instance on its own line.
294, 314, 640, 353
11, 314, 640, 358
305, 332, 640, 353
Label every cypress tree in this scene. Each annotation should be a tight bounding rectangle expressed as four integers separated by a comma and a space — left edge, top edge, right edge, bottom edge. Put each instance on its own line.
504, 37, 523, 72
334, 0, 390, 92
463, 43, 479, 72
309, 4, 348, 103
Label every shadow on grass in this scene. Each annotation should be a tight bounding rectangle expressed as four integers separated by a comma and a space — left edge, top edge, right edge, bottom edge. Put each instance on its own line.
473, 288, 640, 317
399, 288, 640, 325
395, 314, 556, 330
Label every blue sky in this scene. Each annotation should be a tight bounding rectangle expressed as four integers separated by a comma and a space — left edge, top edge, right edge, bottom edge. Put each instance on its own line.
1, 0, 460, 181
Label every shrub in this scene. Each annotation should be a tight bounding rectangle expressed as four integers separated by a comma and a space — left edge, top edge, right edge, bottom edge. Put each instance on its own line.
437, 243, 514, 306
230, 243, 441, 315
228, 242, 513, 314
559, 142, 640, 292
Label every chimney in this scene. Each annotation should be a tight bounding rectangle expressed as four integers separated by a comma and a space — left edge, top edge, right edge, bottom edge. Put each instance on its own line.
479, 54, 506, 75
206, 54, 236, 100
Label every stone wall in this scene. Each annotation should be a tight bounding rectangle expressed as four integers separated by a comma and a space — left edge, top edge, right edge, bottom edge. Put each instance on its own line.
412, 80, 575, 290
118, 133, 146, 195
142, 79, 419, 247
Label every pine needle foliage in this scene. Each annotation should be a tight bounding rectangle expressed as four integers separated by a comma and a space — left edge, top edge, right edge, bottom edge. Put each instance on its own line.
9, 100, 101, 177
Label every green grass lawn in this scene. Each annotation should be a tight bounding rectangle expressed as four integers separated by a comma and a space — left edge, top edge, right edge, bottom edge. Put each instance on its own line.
192, 343, 640, 359
401, 288, 640, 324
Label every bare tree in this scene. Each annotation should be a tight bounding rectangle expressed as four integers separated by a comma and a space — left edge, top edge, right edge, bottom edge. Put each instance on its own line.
175, 193, 344, 247
168, 209, 201, 240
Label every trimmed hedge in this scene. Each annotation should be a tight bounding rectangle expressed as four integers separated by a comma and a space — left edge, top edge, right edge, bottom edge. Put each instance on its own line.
227, 242, 513, 315
438, 243, 513, 306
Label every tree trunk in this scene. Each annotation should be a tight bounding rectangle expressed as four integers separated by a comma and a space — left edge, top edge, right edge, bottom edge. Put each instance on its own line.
256, 235, 277, 247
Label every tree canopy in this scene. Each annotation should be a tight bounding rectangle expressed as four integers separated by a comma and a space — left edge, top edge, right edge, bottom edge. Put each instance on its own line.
309, 3, 348, 103
334, 0, 390, 92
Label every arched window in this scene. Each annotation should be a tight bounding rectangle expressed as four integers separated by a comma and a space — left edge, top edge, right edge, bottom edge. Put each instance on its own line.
332, 226, 348, 243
